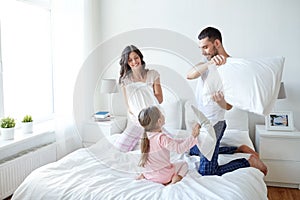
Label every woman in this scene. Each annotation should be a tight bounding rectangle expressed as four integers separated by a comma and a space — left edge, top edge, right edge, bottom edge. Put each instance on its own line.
114, 45, 163, 152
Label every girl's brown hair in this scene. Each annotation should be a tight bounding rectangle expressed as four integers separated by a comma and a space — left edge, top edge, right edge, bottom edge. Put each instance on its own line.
138, 106, 161, 167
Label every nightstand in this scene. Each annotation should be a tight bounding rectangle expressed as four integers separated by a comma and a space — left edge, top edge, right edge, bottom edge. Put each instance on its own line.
82, 116, 127, 147
255, 125, 300, 189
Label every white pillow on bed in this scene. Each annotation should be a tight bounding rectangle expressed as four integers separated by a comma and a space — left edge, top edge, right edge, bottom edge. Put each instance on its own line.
224, 106, 248, 131
221, 129, 254, 149
204, 57, 284, 116
161, 100, 182, 129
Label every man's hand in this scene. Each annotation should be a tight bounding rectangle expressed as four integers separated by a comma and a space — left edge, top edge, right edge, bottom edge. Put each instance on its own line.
212, 91, 232, 110
211, 55, 226, 66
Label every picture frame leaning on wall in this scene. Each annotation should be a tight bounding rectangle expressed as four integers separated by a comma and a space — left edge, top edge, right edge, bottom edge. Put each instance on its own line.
265, 111, 294, 131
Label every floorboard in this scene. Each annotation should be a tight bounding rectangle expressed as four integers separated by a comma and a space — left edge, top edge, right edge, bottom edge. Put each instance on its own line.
267, 186, 300, 200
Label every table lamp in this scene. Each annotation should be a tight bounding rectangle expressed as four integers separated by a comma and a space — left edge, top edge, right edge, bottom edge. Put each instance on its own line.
277, 82, 286, 100
273, 82, 287, 111
100, 79, 118, 115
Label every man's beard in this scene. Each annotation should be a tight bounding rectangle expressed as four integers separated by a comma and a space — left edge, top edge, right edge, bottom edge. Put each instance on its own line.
206, 46, 218, 61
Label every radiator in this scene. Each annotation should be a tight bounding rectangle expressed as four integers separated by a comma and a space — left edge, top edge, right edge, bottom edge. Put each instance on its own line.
0, 143, 56, 199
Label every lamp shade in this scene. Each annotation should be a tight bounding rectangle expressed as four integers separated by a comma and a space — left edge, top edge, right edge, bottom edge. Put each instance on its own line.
100, 79, 118, 94
277, 82, 286, 99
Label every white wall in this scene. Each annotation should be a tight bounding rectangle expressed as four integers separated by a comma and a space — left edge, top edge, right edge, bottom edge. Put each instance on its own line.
83, 0, 300, 142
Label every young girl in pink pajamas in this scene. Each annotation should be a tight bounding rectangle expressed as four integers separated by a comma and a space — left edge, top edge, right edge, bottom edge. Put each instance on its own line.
136, 106, 200, 185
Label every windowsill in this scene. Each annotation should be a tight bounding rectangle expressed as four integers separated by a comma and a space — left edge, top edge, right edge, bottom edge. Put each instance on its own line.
0, 120, 56, 161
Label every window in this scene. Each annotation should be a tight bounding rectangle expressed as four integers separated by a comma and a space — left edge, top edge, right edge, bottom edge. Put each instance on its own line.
0, 0, 53, 122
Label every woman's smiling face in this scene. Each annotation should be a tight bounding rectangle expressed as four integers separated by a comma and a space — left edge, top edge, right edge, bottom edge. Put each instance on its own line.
128, 51, 142, 69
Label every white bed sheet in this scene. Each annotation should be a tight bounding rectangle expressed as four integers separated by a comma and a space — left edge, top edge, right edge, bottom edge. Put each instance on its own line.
12, 131, 267, 200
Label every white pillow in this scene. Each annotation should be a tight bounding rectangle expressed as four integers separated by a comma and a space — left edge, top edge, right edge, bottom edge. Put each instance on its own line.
205, 57, 284, 116
220, 129, 254, 150
224, 107, 248, 131
161, 100, 182, 129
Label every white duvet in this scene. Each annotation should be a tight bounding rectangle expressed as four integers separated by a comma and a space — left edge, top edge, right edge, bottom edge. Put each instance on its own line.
12, 135, 267, 200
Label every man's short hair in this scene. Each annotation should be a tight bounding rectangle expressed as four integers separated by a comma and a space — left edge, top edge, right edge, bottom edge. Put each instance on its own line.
198, 27, 222, 43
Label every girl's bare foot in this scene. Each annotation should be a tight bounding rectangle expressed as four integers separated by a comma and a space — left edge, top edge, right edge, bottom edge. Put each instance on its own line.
236, 145, 259, 158
136, 173, 145, 180
170, 174, 183, 184
248, 155, 268, 176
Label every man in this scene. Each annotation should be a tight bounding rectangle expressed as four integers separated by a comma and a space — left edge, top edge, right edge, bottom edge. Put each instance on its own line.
187, 27, 267, 176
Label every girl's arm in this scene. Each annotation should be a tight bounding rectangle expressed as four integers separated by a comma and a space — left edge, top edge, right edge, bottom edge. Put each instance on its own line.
160, 124, 199, 153
159, 134, 197, 154
153, 77, 163, 104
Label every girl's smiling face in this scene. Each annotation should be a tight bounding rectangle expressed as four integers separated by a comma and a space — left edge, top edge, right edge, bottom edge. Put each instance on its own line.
128, 51, 142, 69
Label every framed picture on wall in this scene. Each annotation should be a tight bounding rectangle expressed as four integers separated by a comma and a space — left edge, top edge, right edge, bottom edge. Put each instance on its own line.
265, 111, 294, 131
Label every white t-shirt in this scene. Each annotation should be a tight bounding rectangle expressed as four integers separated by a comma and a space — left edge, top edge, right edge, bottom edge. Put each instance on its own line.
195, 69, 225, 126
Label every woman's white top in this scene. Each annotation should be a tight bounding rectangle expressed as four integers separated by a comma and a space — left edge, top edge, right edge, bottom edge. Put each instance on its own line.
121, 69, 161, 122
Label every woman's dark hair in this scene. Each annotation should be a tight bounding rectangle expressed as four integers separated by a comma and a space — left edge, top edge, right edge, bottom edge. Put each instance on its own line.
119, 45, 146, 84
198, 27, 222, 44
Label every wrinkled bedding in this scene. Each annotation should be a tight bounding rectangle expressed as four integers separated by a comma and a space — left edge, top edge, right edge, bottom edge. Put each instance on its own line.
12, 133, 267, 200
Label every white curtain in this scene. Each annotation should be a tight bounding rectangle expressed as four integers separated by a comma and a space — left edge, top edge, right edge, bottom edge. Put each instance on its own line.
51, 0, 85, 159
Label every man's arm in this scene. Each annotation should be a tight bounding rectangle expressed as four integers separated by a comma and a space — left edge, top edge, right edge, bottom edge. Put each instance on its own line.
186, 61, 214, 80
187, 55, 226, 80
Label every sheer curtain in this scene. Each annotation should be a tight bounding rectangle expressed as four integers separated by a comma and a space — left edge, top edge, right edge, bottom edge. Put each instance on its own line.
51, 0, 106, 158
51, 0, 85, 158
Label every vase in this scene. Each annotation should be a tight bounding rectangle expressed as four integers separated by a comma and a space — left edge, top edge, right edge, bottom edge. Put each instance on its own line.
22, 122, 33, 134
1, 127, 15, 140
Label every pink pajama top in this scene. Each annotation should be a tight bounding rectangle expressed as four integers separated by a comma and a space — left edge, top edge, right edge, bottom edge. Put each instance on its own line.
143, 131, 197, 184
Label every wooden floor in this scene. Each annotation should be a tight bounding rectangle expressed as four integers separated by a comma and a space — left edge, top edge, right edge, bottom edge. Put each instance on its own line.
4, 186, 300, 200
268, 186, 300, 200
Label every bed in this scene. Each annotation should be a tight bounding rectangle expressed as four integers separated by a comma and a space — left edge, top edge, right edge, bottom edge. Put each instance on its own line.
12, 83, 268, 200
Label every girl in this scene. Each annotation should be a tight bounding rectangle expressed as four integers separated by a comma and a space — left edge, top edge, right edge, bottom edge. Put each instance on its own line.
136, 106, 200, 185
114, 45, 163, 152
